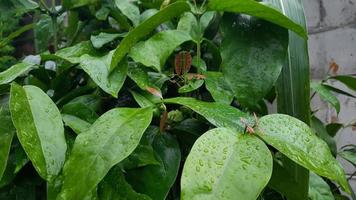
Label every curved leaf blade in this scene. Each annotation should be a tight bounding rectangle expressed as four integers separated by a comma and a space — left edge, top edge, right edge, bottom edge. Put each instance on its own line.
221, 14, 288, 108
126, 128, 181, 200
308, 172, 334, 200
0, 98, 14, 180
164, 97, 250, 132
204, 72, 234, 105
207, 0, 307, 38
329, 75, 356, 91
129, 30, 192, 71
110, 1, 191, 71
0, 62, 36, 85
9, 84, 67, 181
58, 107, 153, 200
258, 114, 350, 193
181, 128, 272, 200
79, 51, 128, 98
311, 82, 340, 113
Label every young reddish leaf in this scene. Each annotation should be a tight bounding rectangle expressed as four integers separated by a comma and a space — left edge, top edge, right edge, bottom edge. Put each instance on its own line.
146, 87, 163, 99
175, 51, 192, 75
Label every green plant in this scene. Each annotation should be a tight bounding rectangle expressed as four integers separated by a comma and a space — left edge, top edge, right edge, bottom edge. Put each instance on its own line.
0, 0, 355, 199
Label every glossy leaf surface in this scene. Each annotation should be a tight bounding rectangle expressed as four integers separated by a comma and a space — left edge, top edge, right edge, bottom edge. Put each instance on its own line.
258, 114, 349, 193
130, 30, 191, 71
181, 128, 272, 200
221, 14, 288, 107
126, 128, 181, 200
0, 62, 36, 85
58, 107, 153, 200
110, 1, 190, 71
9, 84, 67, 181
178, 79, 204, 94
115, 0, 140, 26
79, 51, 128, 97
90, 32, 126, 49
204, 72, 234, 105
207, 0, 307, 38
62, 114, 91, 134
272, 0, 311, 198
164, 97, 250, 132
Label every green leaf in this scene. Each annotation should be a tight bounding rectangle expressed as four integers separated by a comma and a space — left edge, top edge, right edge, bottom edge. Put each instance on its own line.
272, 0, 311, 198
204, 72, 234, 105
311, 116, 337, 156
62, 114, 91, 134
0, 62, 37, 85
178, 79, 204, 94
339, 150, 356, 166
329, 75, 356, 91
181, 128, 272, 200
54, 41, 97, 64
308, 172, 334, 200
130, 90, 155, 108
79, 51, 128, 97
326, 123, 343, 137
126, 128, 181, 200
0, 23, 34, 48
63, 0, 99, 9
207, 0, 307, 38
311, 82, 340, 113
129, 30, 191, 72
323, 84, 356, 98
61, 95, 101, 124
127, 64, 162, 97
110, 1, 190, 71
9, 84, 67, 182
58, 107, 153, 200
90, 32, 126, 49
115, 0, 140, 27
258, 114, 350, 193
0, 98, 14, 180
164, 97, 250, 132
177, 11, 215, 43
221, 14, 288, 108
98, 166, 152, 200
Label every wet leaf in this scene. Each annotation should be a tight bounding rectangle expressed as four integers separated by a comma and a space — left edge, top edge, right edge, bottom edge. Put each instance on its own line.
115, 0, 140, 27
181, 128, 272, 200
204, 72, 234, 105
62, 114, 91, 134
0, 62, 37, 85
258, 114, 350, 193
110, 1, 190, 71
90, 32, 126, 49
178, 79, 204, 94
129, 30, 191, 72
221, 14, 288, 108
58, 107, 153, 200
63, 0, 99, 9
79, 51, 128, 97
9, 84, 67, 182
311, 116, 337, 156
126, 127, 181, 200
207, 0, 307, 38
164, 97, 250, 132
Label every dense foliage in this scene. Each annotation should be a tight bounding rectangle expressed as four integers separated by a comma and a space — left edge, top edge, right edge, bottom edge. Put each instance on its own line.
0, 0, 355, 199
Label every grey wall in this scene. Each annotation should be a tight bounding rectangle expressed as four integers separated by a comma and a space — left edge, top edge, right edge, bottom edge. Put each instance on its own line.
303, 0, 356, 192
